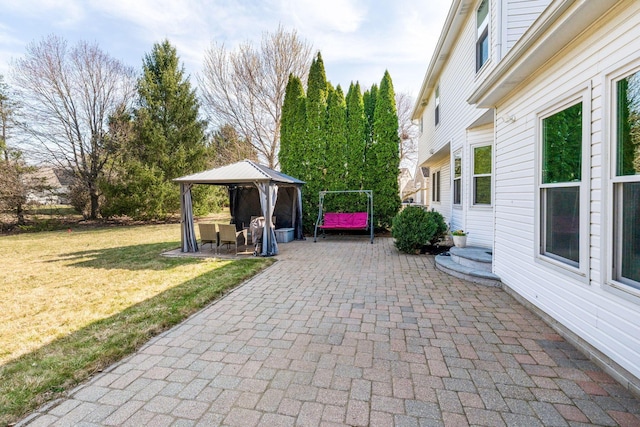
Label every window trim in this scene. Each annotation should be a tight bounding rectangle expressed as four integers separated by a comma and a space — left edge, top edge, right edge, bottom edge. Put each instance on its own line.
453, 151, 462, 206
534, 86, 591, 280
476, 0, 489, 72
435, 85, 440, 126
432, 169, 441, 203
604, 61, 640, 302
471, 144, 492, 206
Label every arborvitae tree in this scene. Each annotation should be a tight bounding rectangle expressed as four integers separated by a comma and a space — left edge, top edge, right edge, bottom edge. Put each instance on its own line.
324, 85, 348, 212
363, 84, 378, 148
362, 84, 378, 196
369, 71, 401, 228
302, 52, 329, 229
279, 74, 307, 179
345, 82, 366, 193
102, 40, 216, 219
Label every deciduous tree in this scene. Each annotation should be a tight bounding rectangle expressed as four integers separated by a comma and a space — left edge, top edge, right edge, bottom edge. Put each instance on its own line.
11, 35, 136, 219
199, 26, 312, 168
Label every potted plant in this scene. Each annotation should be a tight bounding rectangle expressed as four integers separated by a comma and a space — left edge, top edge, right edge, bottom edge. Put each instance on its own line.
451, 229, 468, 248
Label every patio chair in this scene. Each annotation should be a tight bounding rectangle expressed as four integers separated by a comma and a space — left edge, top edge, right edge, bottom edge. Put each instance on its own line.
218, 223, 247, 255
198, 223, 218, 250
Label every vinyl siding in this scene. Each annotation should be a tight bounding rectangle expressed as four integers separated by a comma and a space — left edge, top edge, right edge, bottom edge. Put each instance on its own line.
465, 124, 494, 248
494, 2, 640, 380
505, 0, 552, 51
430, 158, 452, 222
418, 0, 495, 227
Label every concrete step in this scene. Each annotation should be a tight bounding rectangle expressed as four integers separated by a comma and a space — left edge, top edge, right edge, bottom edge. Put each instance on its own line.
435, 251, 501, 287
449, 246, 494, 272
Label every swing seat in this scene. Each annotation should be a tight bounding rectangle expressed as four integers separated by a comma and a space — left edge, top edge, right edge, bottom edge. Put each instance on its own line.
319, 212, 369, 229
313, 190, 374, 243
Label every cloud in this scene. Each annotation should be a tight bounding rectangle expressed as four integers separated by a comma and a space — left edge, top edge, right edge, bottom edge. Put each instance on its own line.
280, 0, 367, 33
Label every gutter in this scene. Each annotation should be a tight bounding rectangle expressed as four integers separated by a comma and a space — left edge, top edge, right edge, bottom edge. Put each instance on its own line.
468, 0, 621, 108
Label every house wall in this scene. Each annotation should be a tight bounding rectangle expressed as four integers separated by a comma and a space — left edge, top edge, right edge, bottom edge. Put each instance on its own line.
493, 2, 640, 381
504, 0, 552, 51
465, 124, 494, 248
430, 157, 451, 222
417, 0, 497, 224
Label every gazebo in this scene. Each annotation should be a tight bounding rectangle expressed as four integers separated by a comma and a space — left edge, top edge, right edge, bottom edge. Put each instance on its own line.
174, 160, 305, 256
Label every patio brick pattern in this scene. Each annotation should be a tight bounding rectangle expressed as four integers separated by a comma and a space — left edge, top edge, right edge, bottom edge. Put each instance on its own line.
20, 237, 640, 426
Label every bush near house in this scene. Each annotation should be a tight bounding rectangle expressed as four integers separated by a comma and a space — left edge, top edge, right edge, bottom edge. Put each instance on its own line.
391, 206, 447, 253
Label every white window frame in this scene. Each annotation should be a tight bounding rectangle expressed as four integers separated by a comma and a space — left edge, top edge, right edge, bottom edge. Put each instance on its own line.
476, 0, 489, 72
432, 169, 441, 203
453, 151, 462, 206
534, 86, 591, 280
435, 85, 441, 126
471, 144, 492, 206
605, 61, 640, 302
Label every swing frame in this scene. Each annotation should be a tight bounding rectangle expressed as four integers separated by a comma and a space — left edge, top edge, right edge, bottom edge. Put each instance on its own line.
313, 190, 374, 244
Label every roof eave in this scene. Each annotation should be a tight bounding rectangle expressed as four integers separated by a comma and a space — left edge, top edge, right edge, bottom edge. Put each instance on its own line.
468, 0, 621, 108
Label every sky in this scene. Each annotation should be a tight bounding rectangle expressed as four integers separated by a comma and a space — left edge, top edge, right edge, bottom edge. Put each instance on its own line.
0, 0, 450, 98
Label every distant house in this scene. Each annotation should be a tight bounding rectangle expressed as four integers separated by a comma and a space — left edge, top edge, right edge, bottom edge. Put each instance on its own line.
413, 0, 640, 394
398, 168, 416, 203
27, 167, 72, 205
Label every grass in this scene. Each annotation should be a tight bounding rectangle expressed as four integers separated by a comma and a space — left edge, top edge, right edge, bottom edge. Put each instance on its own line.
0, 223, 274, 426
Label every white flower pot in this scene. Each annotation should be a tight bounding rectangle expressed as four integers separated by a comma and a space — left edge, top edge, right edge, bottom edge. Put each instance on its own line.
452, 235, 467, 248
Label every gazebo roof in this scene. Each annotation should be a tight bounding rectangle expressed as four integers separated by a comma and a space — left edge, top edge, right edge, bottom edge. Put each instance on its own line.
174, 160, 304, 186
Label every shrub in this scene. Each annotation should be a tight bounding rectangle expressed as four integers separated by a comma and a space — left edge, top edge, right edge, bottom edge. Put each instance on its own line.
392, 207, 447, 253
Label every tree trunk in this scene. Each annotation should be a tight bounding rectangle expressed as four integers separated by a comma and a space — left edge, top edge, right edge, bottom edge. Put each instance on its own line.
90, 191, 99, 220
16, 202, 25, 225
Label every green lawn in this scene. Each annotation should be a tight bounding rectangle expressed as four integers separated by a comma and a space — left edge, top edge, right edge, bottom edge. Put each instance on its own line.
0, 223, 273, 425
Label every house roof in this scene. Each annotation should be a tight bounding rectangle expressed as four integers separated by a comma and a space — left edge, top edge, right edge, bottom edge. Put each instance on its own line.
468, 0, 620, 107
173, 160, 305, 186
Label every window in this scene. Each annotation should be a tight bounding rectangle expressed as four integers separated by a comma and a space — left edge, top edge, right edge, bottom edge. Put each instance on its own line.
419, 117, 424, 134
613, 71, 640, 290
476, 0, 489, 71
453, 153, 462, 205
473, 146, 491, 205
435, 86, 440, 126
540, 102, 582, 267
432, 170, 441, 202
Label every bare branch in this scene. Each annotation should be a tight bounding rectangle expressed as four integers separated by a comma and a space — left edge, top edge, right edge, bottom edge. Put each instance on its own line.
396, 92, 418, 170
199, 26, 312, 168
11, 35, 136, 218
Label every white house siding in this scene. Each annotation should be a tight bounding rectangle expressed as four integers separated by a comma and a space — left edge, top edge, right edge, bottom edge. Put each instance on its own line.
465, 124, 494, 248
430, 157, 451, 223
493, 3, 640, 381
504, 0, 552, 51
418, 0, 497, 228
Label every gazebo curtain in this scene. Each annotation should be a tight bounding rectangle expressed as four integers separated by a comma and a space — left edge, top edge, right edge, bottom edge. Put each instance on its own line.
180, 183, 198, 252
258, 182, 279, 256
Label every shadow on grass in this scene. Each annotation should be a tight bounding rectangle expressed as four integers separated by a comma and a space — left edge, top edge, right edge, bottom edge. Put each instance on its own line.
0, 256, 274, 426
54, 242, 199, 270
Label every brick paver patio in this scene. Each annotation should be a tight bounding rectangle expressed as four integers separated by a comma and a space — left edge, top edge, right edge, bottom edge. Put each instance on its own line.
21, 237, 640, 426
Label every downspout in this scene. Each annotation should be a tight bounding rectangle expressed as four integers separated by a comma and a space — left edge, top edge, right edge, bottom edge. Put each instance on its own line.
496, 0, 504, 61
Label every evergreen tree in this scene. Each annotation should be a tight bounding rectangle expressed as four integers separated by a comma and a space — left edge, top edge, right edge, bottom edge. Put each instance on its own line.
102, 40, 215, 219
369, 71, 401, 228
363, 84, 378, 148
324, 85, 348, 212
345, 82, 366, 192
302, 52, 329, 229
279, 74, 306, 179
